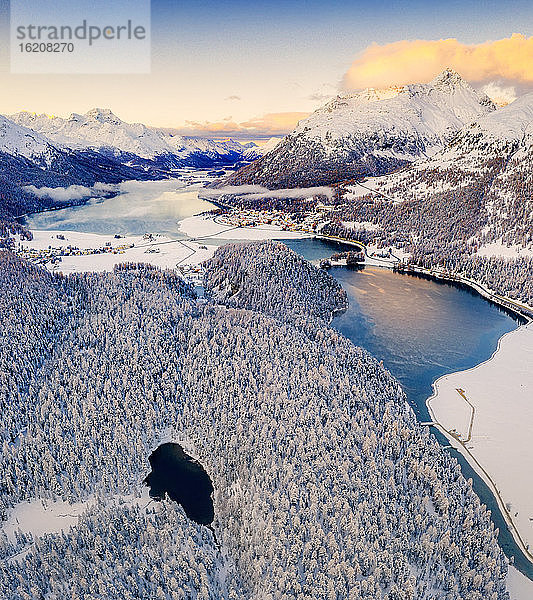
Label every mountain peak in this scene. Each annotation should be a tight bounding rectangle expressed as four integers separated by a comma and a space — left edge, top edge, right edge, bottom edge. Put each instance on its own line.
84, 108, 122, 124
430, 68, 466, 88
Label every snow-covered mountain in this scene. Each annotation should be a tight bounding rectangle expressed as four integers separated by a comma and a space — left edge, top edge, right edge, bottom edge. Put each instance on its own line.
0, 112, 177, 222
220, 69, 496, 188
11, 109, 258, 168
0, 114, 61, 163
336, 92, 533, 258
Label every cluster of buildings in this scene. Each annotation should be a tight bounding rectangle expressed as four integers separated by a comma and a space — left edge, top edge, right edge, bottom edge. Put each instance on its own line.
215, 209, 326, 234
15, 240, 134, 266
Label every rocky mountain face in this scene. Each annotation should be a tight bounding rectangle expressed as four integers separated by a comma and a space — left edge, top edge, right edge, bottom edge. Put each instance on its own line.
219, 69, 496, 189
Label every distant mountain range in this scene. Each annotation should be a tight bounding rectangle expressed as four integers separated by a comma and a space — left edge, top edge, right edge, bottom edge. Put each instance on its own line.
10, 109, 274, 169
220, 69, 497, 188
0, 109, 274, 224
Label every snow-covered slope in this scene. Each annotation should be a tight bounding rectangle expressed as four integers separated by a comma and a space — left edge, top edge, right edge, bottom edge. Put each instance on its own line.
337, 92, 533, 259
473, 91, 533, 141
0, 112, 175, 222
13, 108, 174, 158
221, 69, 496, 188
12, 109, 253, 166
296, 69, 494, 150
242, 137, 282, 160
0, 114, 64, 164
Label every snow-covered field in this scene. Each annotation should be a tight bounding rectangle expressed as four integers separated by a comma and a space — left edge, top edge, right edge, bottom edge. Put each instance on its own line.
2, 498, 92, 542
508, 565, 533, 600
17, 230, 216, 272
428, 322, 533, 558
342, 220, 382, 231
2, 490, 153, 564
17, 215, 311, 274
476, 240, 533, 259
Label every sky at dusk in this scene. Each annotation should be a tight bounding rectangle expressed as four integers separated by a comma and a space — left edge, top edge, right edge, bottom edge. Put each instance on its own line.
0, 0, 533, 138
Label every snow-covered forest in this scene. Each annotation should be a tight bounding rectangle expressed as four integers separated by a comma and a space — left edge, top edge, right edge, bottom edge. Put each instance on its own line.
0, 243, 510, 599
203, 240, 348, 321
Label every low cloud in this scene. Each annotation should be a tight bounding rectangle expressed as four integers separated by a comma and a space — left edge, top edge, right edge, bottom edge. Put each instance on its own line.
203, 184, 333, 200
479, 82, 517, 106
25, 182, 116, 201
343, 33, 533, 91
225, 95, 241, 101
25, 179, 187, 203
176, 111, 310, 139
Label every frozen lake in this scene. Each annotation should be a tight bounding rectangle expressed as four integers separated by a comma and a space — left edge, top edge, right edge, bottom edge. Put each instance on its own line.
23, 178, 215, 238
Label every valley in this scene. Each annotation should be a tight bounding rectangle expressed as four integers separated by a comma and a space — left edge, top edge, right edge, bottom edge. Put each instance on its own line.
1, 64, 532, 600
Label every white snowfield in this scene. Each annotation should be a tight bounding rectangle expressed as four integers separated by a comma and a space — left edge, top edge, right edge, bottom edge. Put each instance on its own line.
476, 240, 533, 259
2, 498, 92, 542
2, 490, 153, 565
473, 92, 533, 141
178, 214, 310, 241
18, 230, 216, 272
18, 216, 310, 275
508, 565, 533, 600
428, 322, 533, 558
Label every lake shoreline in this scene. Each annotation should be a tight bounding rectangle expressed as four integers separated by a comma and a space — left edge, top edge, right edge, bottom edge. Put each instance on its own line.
426, 321, 533, 581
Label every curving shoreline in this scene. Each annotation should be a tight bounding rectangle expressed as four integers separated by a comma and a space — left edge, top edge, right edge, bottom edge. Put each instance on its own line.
426, 320, 533, 576
393, 264, 533, 322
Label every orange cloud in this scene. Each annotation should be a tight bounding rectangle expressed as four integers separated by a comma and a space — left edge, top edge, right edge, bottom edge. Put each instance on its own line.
177, 112, 309, 138
343, 33, 533, 90
240, 112, 309, 132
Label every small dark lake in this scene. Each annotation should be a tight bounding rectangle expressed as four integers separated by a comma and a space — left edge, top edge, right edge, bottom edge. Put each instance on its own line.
145, 443, 214, 526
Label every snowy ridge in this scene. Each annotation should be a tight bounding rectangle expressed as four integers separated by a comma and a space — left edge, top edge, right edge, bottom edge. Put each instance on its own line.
11, 109, 257, 162
460, 92, 533, 143
296, 69, 495, 149
220, 69, 496, 189
0, 115, 60, 163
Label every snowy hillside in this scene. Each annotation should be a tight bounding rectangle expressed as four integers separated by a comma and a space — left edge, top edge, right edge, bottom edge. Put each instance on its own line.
0, 115, 60, 163
295, 69, 494, 149
220, 69, 496, 188
473, 91, 533, 141
242, 137, 281, 160
336, 92, 533, 258
12, 109, 259, 166
0, 246, 510, 598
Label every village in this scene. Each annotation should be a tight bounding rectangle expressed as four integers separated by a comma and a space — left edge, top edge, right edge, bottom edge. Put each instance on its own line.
13, 233, 137, 266
210, 206, 325, 234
